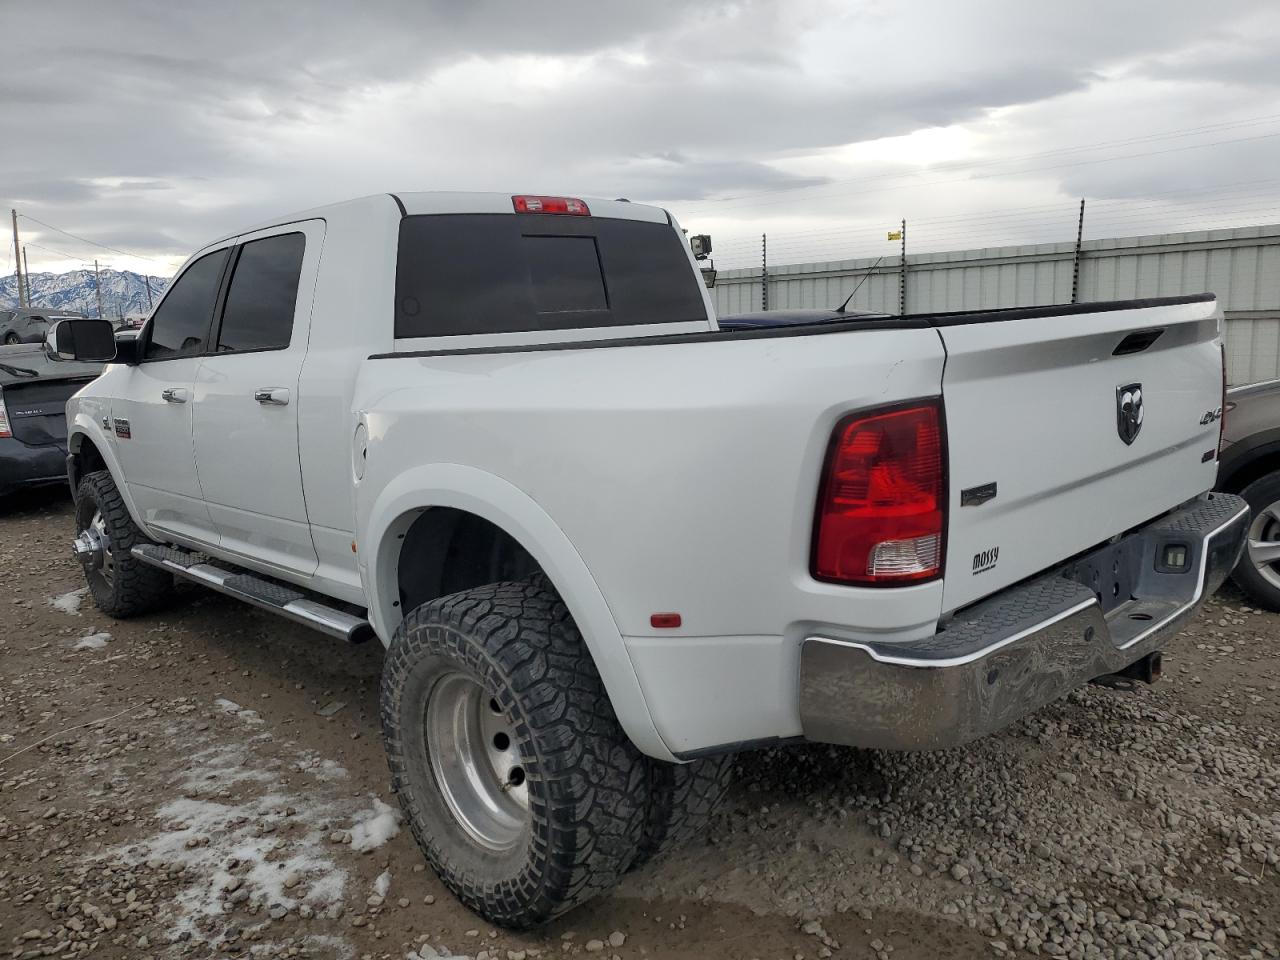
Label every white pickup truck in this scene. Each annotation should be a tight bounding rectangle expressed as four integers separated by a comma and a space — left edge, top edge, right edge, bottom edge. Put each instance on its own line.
53, 192, 1247, 927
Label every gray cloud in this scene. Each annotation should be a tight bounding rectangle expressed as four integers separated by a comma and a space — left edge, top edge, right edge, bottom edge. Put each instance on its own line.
2, 0, 1279, 272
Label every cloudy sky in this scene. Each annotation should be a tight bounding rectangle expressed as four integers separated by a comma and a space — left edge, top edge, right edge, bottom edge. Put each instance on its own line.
2, 0, 1279, 276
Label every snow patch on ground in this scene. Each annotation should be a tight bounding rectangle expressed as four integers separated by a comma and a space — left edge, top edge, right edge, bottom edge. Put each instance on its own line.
349, 798, 402, 852
178, 742, 277, 791
293, 749, 348, 781
73, 631, 111, 650
99, 736, 353, 950
410, 945, 474, 960
50, 586, 89, 615
215, 696, 264, 725
373, 869, 391, 899
247, 934, 355, 959
114, 789, 345, 937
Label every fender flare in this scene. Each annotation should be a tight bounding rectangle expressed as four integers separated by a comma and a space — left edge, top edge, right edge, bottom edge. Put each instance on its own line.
1218, 430, 1280, 491
67, 417, 148, 531
359, 462, 675, 762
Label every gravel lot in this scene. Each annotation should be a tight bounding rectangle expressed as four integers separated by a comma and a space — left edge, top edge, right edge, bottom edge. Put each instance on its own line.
1, 490, 1277, 960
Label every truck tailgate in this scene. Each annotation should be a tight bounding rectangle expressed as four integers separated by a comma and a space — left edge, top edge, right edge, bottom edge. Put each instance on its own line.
937, 295, 1223, 614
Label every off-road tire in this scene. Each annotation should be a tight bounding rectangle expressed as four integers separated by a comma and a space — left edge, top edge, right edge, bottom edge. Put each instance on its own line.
1231, 470, 1280, 611
635, 753, 734, 868
380, 580, 649, 928
74, 470, 170, 617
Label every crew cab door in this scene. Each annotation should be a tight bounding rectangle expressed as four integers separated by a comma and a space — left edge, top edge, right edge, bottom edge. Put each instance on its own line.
115, 248, 229, 544
191, 223, 322, 575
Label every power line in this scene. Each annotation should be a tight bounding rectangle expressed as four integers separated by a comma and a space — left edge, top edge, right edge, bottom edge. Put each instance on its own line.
23, 240, 100, 264
707, 183, 1280, 253
15, 213, 172, 266
675, 113, 1280, 210
710, 208, 1280, 270
677, 127, 1280, 213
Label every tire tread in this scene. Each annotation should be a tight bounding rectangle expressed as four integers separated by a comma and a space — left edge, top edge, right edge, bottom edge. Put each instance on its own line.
381, 580, 648, 928
76, 470, 170, 618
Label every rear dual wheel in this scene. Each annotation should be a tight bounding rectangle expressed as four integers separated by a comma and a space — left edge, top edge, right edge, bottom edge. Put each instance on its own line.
380, 579, 732, 928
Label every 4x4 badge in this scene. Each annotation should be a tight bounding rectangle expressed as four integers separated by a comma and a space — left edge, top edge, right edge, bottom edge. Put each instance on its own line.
1116, 383, 1143, 446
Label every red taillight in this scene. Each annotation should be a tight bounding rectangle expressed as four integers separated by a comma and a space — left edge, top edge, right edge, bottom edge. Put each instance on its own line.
0, 390, 10, 439
812, 400, 946, 586
512, 195, 590, 216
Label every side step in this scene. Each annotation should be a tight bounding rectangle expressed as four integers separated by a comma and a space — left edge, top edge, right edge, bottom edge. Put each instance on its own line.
131, 543, 375, 644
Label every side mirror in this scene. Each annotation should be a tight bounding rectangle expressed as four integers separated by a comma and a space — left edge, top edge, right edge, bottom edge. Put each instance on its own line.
45, 318, 118, 362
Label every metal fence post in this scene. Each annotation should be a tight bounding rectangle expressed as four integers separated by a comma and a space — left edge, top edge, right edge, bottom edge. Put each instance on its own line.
761, 233, 769, 311
898, 219, 907, 316
1071, 199, 1086, 303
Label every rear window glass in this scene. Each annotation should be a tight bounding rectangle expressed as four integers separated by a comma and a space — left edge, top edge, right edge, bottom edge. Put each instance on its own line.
394, 214, 707, 338
216, 232, 305, 353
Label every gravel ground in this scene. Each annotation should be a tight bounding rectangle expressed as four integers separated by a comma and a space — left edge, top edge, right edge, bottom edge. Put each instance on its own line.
1, 489, 1277, 960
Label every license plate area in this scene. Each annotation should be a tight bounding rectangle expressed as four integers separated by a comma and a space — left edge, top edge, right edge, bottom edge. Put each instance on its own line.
1058, 534, 1146, 616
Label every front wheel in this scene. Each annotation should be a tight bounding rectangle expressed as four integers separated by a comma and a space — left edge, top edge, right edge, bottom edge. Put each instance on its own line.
1231, 470, 1280, 610
381, 580, 649, 928
2, 333, 19, 345
74, 470, 171, 617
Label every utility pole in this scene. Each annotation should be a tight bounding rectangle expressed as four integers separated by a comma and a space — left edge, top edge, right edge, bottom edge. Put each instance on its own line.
10, 209, 27, 307
898, 219, 907, 316
1070, 198, 1086, 304
94, 259, 104, 320
144, 273, 153, 309
761, 233, 769, 312
22, 247, 30, 306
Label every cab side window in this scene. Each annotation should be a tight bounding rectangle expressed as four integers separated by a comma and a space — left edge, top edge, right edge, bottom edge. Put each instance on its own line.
144, 249, 229, 360
215, 233, 305, 353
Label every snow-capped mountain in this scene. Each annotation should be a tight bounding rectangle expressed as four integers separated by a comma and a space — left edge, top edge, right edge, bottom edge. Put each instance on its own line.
0, 269, 171, 319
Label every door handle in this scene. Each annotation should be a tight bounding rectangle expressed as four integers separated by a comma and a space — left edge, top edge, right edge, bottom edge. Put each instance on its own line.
161, 388, 188, 403
254, 387, 290, 406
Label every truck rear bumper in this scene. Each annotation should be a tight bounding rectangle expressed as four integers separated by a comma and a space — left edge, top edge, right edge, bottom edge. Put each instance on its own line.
799, 493, 1249, 751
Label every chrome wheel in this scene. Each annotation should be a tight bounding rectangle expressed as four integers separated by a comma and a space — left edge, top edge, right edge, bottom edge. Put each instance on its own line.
74, 510, 114, 588
424, 671, 529, 851
1246, 499, 1280, 591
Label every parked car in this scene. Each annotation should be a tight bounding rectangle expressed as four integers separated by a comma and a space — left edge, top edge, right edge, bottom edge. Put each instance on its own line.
0, 308, 86, 345
52, 192, 1245, 927
0, 342, 104, 498
1216, 378, 1280, 608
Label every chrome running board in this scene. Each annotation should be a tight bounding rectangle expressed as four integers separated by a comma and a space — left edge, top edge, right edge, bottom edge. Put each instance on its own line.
131, 543, 374, 644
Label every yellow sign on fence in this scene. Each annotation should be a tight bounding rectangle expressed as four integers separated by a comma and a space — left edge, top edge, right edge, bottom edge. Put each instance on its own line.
887, 230, 902, 241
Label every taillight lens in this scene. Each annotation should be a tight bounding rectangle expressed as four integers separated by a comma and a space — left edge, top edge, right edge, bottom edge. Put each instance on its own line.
0, 389, 10, 439
512, 195, 590, 216
812, 400, 946, 585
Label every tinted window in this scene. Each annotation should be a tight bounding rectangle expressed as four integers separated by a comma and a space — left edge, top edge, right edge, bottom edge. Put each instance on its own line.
525, 236, 607, 314
395, 214, 707, 338
216, 233, 305, 352
145, 249, 228, 360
